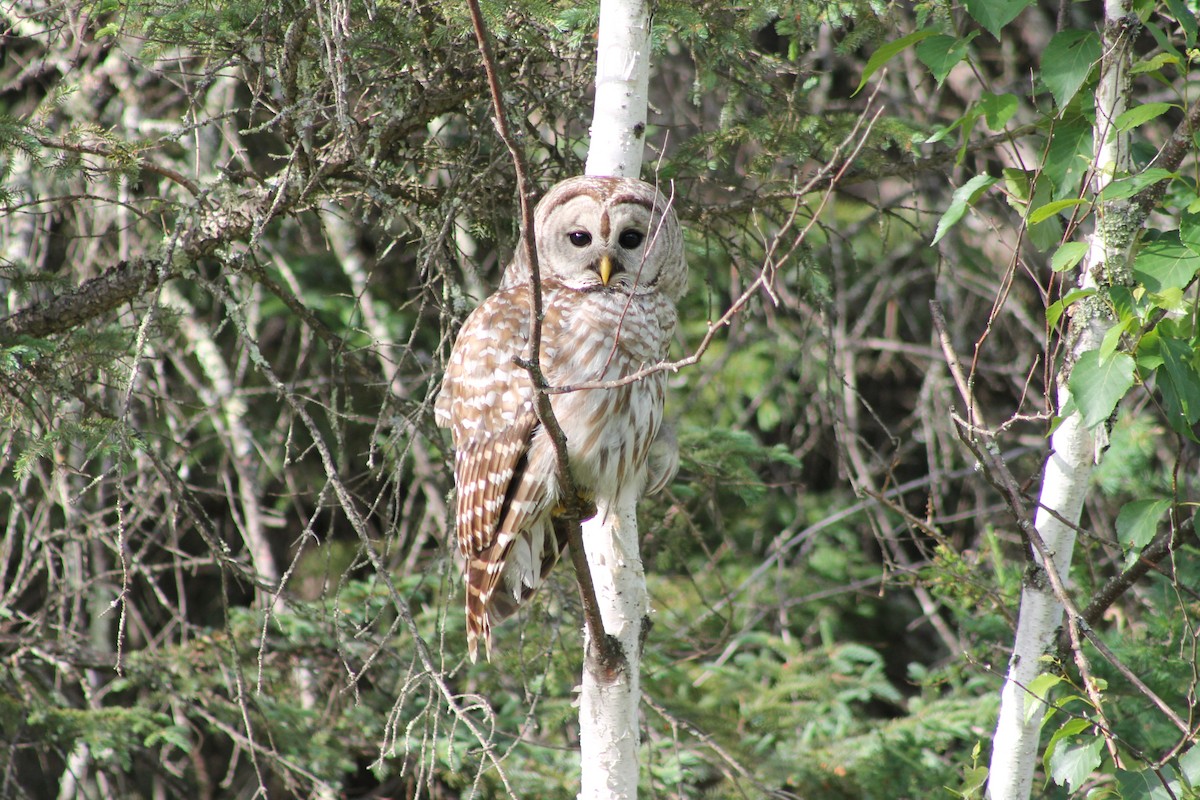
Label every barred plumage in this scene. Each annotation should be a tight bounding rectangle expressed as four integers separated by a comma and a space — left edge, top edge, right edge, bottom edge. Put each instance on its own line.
435, 176, 687, 661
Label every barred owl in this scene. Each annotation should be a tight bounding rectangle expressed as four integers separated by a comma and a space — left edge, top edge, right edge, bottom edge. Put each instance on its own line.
435, 176, 687, 661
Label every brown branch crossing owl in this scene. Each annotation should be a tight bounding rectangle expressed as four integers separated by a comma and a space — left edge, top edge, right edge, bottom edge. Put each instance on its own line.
435, 176, 688, 661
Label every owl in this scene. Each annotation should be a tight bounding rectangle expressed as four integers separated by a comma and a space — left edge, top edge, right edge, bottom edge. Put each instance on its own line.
435, 176, 688, 661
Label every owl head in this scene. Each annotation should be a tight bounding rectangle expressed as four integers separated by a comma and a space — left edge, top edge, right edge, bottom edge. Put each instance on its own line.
502, 176, 688, 302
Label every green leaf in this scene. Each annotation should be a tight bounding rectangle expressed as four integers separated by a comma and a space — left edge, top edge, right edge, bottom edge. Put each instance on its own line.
978, 92, 1018, 130
1051, 241, 1089, 272
1003, 168, 1031, 204
1158, 335, 1200, 431
1046, 288, 1096, 330
1041, 30, 1102, 110
964, 0, 1034, 39
1049, 737, 1104, 793
1067, 350, 1135, 429
1166, 0, 1198, 47
932, 174, 998, 244
1042, 118, 1093, 200
1099, 168, 1177, 201
1134, 231, 1200, 292
1098, 317, 1132, 362
1044, 718, 1095, 776
855, 30, 937, 96
1114, 102, 1174, 132
1025, 673, 1063, 724
1029, 198, 1087, 225
915, 33, 977, 85
1179, 211, 1200, 255
1116, 499, 1171, 554
1131, 51, 1182, 76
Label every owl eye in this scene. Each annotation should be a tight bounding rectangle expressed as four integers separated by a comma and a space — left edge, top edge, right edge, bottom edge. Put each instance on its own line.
568, 231, 592, 247
618, 229, 644, 249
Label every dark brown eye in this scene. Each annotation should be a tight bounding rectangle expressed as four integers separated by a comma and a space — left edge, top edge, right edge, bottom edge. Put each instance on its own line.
569, 231, 592, 247
618, 229, 644, 249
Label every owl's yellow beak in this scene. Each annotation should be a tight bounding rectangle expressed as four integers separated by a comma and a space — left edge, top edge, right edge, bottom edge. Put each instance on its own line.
598, 254, 615, 286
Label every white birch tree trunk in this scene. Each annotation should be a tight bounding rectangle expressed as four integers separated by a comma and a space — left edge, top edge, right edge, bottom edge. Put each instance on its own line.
578, 494, 649, 800
584, 0, 651, 179
985, 2, 1133, 797
580, 2, 651, 798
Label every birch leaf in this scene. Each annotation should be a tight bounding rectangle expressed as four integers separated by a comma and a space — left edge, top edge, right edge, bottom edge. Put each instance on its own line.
1099, 168, 1177, 201
1157, 335, 1200, 433
1029, 198, 1086, 225
964, 0, 1034, 39
1114, 102, 1174, 132
1041, 30, 1101, 109
1024, 673, 1062, 724
1179, 211, 1200, 254
1049, 737, 1104, 793
1116, 499, 1171, 555
1046, 288, 1096, 330
916, 33, 976, 85
1166, 0, 1198, 47
1134, 231, 1200, 292
1051, 241, 1089, 272
854, 31, 935, 95
1067, 350, 1134, 429
932, 174, 998, 244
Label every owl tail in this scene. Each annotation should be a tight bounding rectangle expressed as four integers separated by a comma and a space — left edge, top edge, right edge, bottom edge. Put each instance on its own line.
462, 517, 570, 662
465, 557, 499, 662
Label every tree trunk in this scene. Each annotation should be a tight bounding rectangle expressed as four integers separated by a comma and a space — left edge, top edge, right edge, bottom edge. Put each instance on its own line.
584, 0, 651, 179
985, 2, 1134, 798
579, 2, 651, 798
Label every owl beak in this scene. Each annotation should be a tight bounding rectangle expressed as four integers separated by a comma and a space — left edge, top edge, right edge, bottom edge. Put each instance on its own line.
597, 254, 617, 286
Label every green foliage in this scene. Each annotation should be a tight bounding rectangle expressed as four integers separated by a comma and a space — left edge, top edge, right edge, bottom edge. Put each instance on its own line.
8, 0, 1200, 798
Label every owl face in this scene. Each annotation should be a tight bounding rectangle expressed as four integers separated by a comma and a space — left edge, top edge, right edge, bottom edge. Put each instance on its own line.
517, 177, 687, 301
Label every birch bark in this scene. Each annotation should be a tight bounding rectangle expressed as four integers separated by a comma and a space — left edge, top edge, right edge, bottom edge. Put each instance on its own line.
579, 1, 652, 798
985, 3, 1135, 798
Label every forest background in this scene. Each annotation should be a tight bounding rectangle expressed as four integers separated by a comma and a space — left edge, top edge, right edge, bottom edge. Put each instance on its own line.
4, 0, 1200, 798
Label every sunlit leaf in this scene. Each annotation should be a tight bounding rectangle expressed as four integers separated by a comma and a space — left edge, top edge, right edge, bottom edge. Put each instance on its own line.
1051, 241, 1089, 272
1067, 350, 1134, 428
932, 174, 998, 244
1114, 102, 1174, 132
1024, 673, 1063, 724
1046, 288, 1096, 330
855, 30, 936, 96
1042, 30, 1101, 109
1029, 198, 1086, 225
1131, 51, 1181, 75
1116, 499, 1171, 556
1049, 737, 1104, 793
965, 0, 1035, 39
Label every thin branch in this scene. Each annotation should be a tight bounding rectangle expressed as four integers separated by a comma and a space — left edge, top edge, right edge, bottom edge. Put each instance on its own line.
1134, 94, 1200, 217
1078, 514, 1191, 629
34, 133, 202, 197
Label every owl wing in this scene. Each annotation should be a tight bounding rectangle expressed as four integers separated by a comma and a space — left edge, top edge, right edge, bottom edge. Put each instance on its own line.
436, 285, 562, 659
